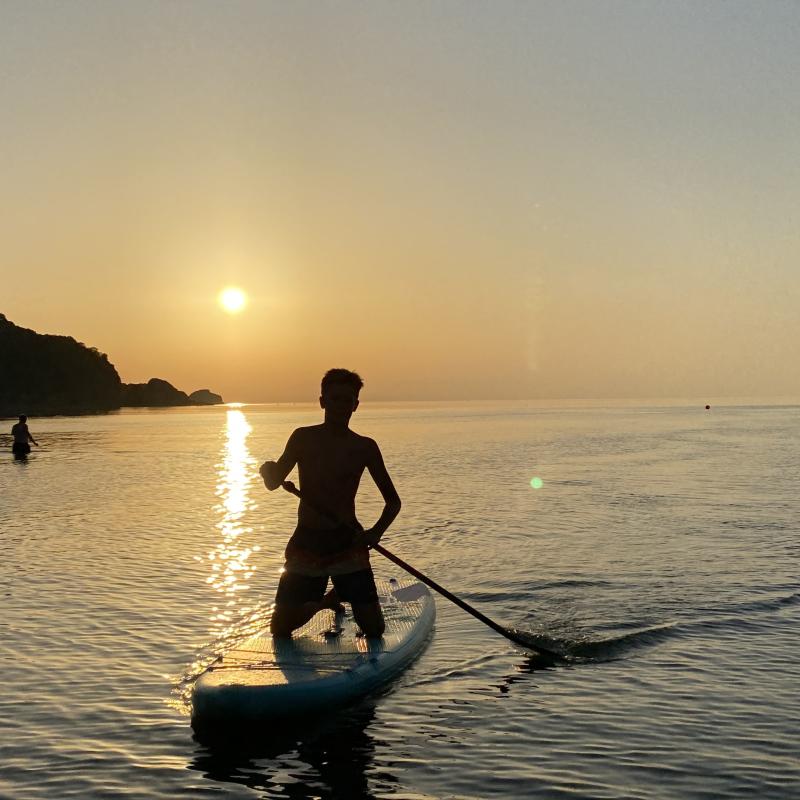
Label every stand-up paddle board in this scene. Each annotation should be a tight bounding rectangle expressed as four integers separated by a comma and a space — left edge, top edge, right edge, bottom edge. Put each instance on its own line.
192, 577, 435, 725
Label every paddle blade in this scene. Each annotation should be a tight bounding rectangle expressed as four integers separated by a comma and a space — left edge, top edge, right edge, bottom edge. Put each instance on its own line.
505, 628, 562, 662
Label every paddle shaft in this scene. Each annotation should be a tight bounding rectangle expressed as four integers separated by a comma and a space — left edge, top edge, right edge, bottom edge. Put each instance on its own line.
280, 481, 540, 651
374, 543, 528, 643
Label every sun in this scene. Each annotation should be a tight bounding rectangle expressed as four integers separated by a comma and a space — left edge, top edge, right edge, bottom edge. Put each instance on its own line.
218, 286, 247, 314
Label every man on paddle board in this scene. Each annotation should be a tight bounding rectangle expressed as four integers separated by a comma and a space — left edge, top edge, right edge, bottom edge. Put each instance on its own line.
259, 368, 401, 639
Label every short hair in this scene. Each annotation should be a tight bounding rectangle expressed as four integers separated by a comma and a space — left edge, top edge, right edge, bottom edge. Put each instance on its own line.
19, 415, 27, 423
321, 368, 364, 396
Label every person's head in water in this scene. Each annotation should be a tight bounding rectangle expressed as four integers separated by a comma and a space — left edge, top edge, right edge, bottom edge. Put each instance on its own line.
320, 368, 363, 425
18, 415, 27, 424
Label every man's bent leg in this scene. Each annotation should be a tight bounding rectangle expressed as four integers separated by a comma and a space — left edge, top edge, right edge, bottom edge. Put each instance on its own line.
271, 571, 329, 638
270, 602, 322, 638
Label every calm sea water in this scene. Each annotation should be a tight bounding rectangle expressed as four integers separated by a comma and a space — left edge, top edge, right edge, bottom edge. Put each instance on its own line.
1, 401, 798, 799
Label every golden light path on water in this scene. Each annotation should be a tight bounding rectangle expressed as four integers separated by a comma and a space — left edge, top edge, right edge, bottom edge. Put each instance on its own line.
207, 408, 261, 637
171, 408, 270, 713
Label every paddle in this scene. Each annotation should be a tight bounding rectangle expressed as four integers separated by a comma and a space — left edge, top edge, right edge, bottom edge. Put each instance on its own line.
280, 481, 560, 661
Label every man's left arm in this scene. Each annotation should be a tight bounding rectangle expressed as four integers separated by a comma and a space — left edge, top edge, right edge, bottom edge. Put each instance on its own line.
363, 439, 401, 547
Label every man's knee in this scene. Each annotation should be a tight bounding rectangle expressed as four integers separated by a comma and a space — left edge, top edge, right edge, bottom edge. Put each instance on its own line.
270, 615, 292, 638
270, 601, 322, 638
270, 617, 292, 638
270, 605, 300, 638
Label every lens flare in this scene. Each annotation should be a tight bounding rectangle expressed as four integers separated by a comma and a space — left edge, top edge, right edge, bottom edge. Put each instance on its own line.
530, 477, 544, 490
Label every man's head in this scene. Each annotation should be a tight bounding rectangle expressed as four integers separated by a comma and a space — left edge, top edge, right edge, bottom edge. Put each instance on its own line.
320, 368, 363, 423
18, 415, 27, 423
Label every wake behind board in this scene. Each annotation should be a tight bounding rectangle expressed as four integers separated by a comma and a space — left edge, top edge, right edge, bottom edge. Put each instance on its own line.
192, 577, 435, 725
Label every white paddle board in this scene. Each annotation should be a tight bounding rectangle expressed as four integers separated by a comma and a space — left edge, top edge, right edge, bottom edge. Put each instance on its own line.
192, 577, 435, 724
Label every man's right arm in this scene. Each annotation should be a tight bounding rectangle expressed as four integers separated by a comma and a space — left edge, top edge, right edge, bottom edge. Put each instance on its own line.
259, 429, 302, 491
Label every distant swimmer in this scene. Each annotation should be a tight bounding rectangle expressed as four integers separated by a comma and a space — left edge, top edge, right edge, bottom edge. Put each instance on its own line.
11, 415, 38, 457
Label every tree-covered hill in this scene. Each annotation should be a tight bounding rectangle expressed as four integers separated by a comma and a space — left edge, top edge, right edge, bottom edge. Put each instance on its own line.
0, 314, 122, 416
0, 315, 223, 417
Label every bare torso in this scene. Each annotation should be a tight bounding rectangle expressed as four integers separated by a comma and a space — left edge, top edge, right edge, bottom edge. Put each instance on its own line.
294, 424, 375, 529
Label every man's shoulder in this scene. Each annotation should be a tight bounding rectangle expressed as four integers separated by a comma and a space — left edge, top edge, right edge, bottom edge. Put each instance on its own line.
349, 430, 379, 451
290, 424, 323, 436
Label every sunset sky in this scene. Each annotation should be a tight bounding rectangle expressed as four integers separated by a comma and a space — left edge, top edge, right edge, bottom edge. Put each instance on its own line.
2, 1, 799, 402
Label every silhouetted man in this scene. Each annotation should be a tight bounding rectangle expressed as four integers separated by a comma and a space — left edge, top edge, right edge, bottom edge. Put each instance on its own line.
260, 369, 401, 639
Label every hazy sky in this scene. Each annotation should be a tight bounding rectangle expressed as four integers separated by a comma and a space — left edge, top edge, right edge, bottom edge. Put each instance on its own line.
2, 1, 799, 401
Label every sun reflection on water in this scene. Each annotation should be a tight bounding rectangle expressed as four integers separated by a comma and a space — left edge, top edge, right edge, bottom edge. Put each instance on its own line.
207, 408, 260, 636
